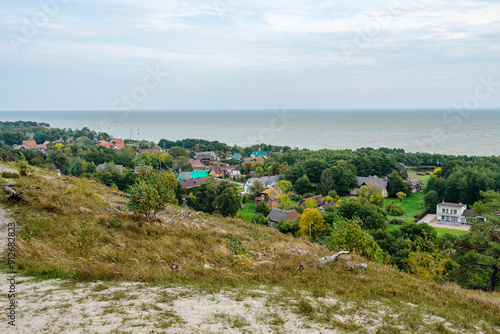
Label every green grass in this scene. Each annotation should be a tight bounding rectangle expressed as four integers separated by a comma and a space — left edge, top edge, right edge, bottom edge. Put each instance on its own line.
238, 202, 256, 220
432, 226, 468, 237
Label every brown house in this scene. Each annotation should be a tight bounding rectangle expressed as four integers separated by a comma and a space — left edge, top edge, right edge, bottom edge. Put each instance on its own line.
404, 176, 424, 193
300, 194, 324, 207
266, 208, 300, 228
255, 188, 282, 208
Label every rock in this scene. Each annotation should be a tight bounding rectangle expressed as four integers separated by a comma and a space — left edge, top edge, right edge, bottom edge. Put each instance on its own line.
253, 261, 274, 266
171, 264, 179, 271
318, 251, 349, 264
288, 247, 309, 255
204, 264, 213, 270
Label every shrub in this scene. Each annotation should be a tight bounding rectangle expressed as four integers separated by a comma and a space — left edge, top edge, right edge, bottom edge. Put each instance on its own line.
386, 202, 405, 216
251, 213, 268, 225
17, 158, 29, 176
276, 219, 300, 235
1, 171, 19, 179
389, 217, 406, 225
416, 172, 426, 175
255, 201, 271, 217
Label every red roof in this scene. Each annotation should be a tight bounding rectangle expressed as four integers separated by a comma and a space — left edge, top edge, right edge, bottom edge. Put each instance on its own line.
22, 140, 36, 148
111, 138, 125, 148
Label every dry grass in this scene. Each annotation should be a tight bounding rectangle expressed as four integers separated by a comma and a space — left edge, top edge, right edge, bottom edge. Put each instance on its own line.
1, 166, 499, 333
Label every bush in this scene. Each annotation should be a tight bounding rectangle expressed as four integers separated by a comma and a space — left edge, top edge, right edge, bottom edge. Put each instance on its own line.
386, 202, 405, 216
255, 201, 271, 217
416, 172, 426, 175
251, 213, 268, 225
389, 217, 406, 225
276, 220, 300, 235
1, 171, 19, 179
17, 158, 29, 176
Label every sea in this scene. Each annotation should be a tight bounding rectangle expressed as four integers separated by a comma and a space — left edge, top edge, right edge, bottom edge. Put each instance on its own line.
0, 109, 499, 157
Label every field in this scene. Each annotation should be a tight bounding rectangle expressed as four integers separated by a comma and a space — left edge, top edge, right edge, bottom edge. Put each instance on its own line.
0, 163, 499, 333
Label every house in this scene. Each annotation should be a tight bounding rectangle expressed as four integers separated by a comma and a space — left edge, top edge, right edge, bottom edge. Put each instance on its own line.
179, 178, 207, 189
134, 165, 153, 173
319, 201, 336, 212
231, 153, 243, 161
266, 208, 300, 228
244, 175, 281, 194
242, 157, 265, 165
110, 138, 125, 149
194, 152, 217, 164
190, 159, 206, 171
300, 194, 324, 207
255, 188, 282, 208
251, 152, 267, 159
404, 176, 424, 193
97, 140, 114, 149
178, 170, 208, 181
212, 163, 237, 178
96, 163, 123, 173
350, 176, 389, 198
22, 140, 37, 149
135, 148, 161, 157
436, 202, 477, 225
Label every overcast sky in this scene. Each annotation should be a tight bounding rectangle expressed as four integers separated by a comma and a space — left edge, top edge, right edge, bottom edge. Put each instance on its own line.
1, 0, 499, 110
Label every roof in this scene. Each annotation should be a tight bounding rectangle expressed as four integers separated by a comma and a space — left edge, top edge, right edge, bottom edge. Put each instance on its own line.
22, 140, 36, 148
178, 172, 192, 181
300, 194, 324, 207
463, 209, 478, 217
356, 176, 388, 190
190, 170, 208, 179
252, 152, 267, 157
259, 188, 282, 199
190, 160, 205, 169
96, 163, 123, 172
320, 201, 336, 209
231, 153, 242, 159
111, 138, 125, 148
267, 208, 300, 223
404, 177, 423, 187
179, 178, 207, 189
194, 152, 216, 161
220, 165, 236, 172
438, 202, 466, 208
138, 148, 160, 154
245, 175, 281, 188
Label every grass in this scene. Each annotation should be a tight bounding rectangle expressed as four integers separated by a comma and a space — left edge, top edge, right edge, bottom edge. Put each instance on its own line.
1, 164, 499, 333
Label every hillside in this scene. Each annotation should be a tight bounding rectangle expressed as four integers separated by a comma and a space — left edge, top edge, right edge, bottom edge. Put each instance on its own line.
1, 162, 499, 333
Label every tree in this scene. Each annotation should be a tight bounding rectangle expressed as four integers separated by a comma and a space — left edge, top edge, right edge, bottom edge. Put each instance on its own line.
386, 202, 404, 216
277, 194, 291, 209
323, 216, 384, 262
255, 200, 271, 217
215, 184, 241, 217
318, 168, 335, 196
294, 174, 315, 195
190, 182, 217, 214
387, 170, 409, 197
248, 180, 265, 198
451, 190, 500, 291
276, 180, 293, 194
299, 208, 324, 239
168, 146, 188, 158
127, 170, 178, 221
174, 156, 193, 171
358, 183, 384, 205
396, 192, 407, 202
304, 198, 318, 209
330, 160, 357, 193
424, 190, 440, 213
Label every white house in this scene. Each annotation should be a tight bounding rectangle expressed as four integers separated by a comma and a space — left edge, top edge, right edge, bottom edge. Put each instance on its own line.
244, 175, 281, 194
436, 202, 477, 225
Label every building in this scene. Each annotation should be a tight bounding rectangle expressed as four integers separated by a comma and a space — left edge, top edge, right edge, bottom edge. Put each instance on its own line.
178, 170, 208, 181
194, 152, 217, 164
436, 202, 477, 225
300, 194, 324, 207
96, 163, 123, 173
266, 208, 300, 228
404, 176, 424, 193
110, 138, 125, 149
179, 178, 207, 189
244, 175, 281, 194
242, 157, 265, 165
350, 176, 389, 198
134, 165, 153, 173
212, 163, 237, 177
251, 152, 267, 159
231, 153, 243, 161
135, 148, 161, 157
255, 188, 282, 208
190, 159, 206, 171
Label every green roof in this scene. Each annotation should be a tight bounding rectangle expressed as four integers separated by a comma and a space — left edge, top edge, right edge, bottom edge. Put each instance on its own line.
190, 170, 207, 179
252, 152, 267, 157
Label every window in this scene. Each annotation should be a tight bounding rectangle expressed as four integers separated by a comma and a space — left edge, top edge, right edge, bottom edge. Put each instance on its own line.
442, 209, 445, 213
454, 209, 457, 214
441, 216, 445, 220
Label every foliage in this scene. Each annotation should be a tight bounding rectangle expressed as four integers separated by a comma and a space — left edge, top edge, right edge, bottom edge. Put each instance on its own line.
248, 180, 265, 197
190, 181, 217, 214
294, 174, 315, 195
276, 180, 293, 194
387, 170, 410, 197
214, 183, 241, 217
323, 216, 384, 262
299, 208, 324, 239
396, 192, 407, 202
16, 154, 29, 176
127, 170, 178, 221
251, 213, 269, 225
303, 198, 318, 209
276, 219, 300, 235
277, 193, 291, 209
389, 217, 406, 225
318, 168, 335, 195
337, 197, 387, 230
450, 190, 500, 291
386, 202, 405, 216
255, 200, 271, 217
424, 190, 440, 213
406, 239, 450, 281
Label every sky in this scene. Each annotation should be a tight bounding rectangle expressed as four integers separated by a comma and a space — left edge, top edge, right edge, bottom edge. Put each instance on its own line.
1, 0, 499, 111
